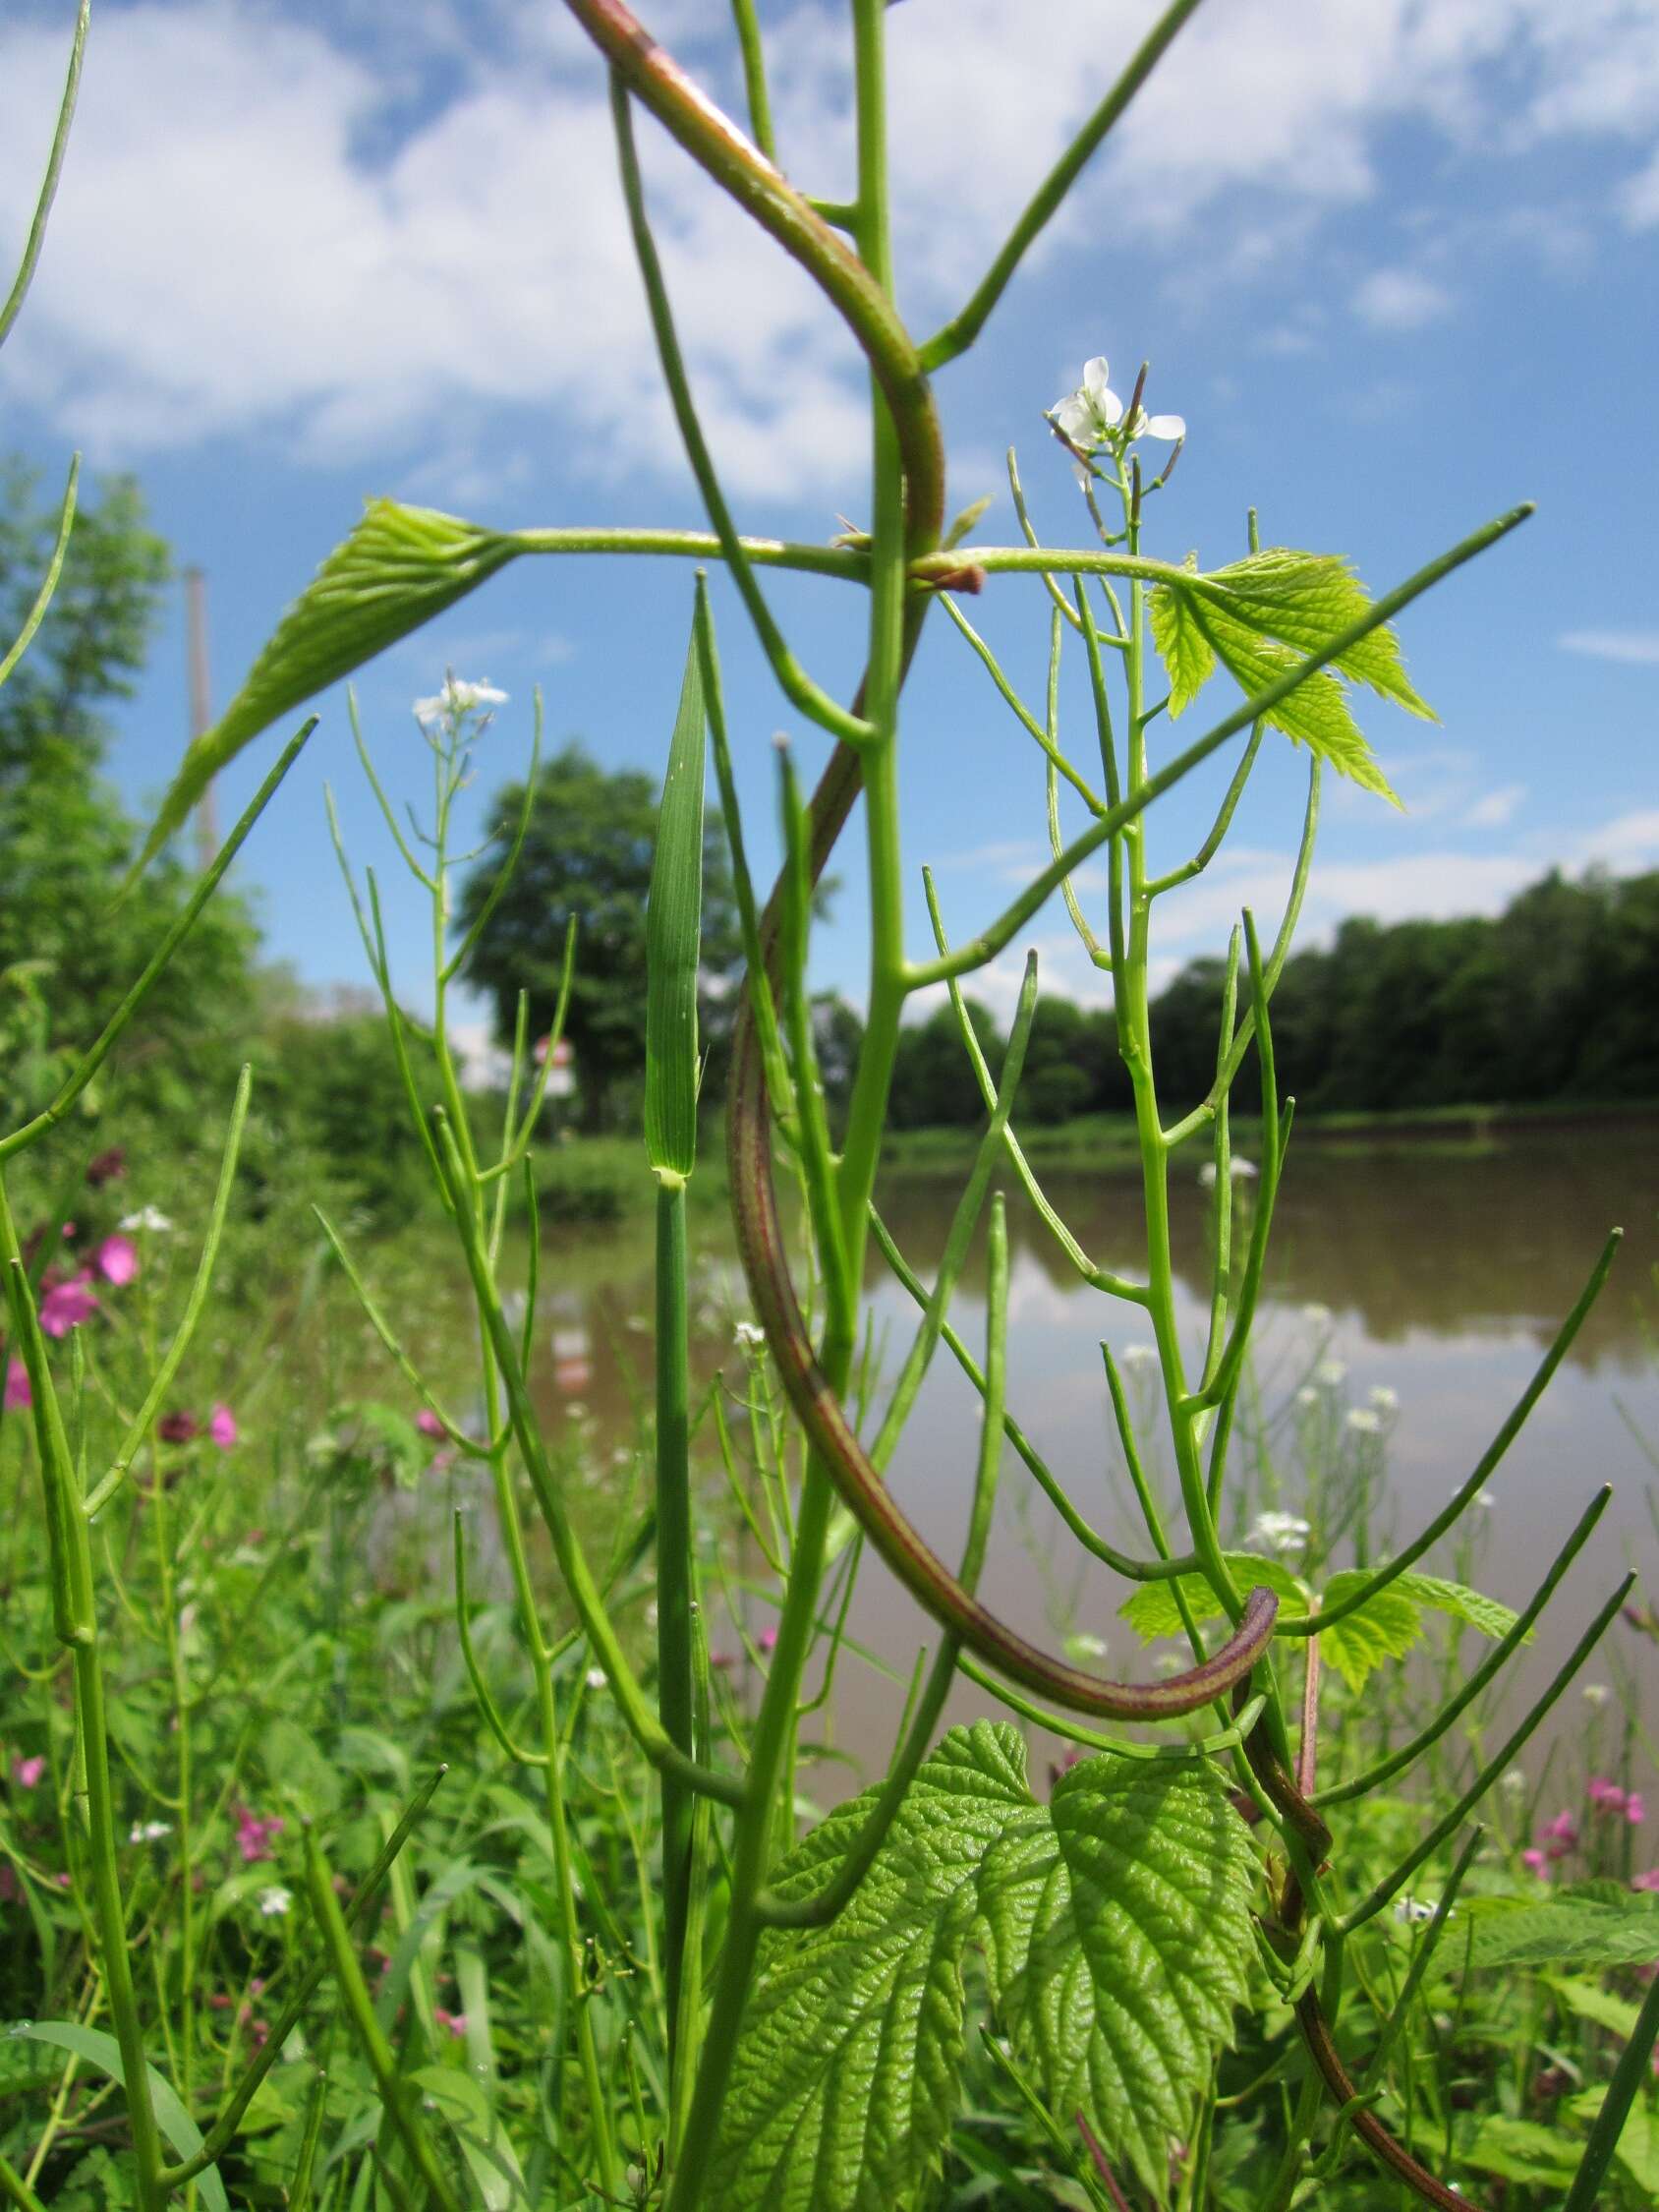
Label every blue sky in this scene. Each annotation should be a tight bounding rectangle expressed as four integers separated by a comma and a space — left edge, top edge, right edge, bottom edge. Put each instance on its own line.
2, 0, 1657, 1057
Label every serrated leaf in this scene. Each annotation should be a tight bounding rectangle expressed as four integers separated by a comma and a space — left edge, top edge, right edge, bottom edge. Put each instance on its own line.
1149, 563, 1213, 716
1118, 1554, 1308, 1644
979, 1755, 1255, 2192
712, 1726, 1256, 2209
1547, 1976, 1643, 2039
1459, 2114, 1581, 2187
1317, 1582, 1424, 1691
1391, 1571, 1521, 1642
11, 2023, 229, 2212
711, 1724, 1031, 2212
644, 614, 707, 1178
137, 498, 520, 870
1196, 599, 1399, 801
1461, 1891, 1659, 1970
1570, 2086, 1659, 2194
1197, 550, 1434, 721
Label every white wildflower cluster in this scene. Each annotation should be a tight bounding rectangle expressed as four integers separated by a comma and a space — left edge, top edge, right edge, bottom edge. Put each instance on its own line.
129, 1819, 171, 1843
734, 1320, 767, 1351
1051, 358, 1185, 482
1198, 1157, 1258, 1189
257, 1886, 293, 1918
1251, 1510, 1311, 1558
413, 675, 508, 735
120, 1206, 173, 1234
1345, 1407, 1383, 1436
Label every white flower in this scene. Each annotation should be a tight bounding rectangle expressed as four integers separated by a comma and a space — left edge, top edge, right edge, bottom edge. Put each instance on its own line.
1294, 1385, 1320, 1410
585, 1666, 607, 1692
1251, 1510, 1311, 1557
413, 676, 508, 730
1198, 1157, 1258, 1189
1500, 1769, 1527, 1798
1050, 356, 1185, 465
1581, 1682, 1612, 1709
119, 1205, 173, 1234
734, 1320, 767, 1350
1367, 1385, 1400, 1413
257, 1886, 292, 1917
1119, 1343, 1160, 1369
1394, 1896, 1437, 1924
1314, 1359, 1347, 1389
1345, 1408, 1383, 1436
1064, 1631, 1110, 1662
1300, 1303, 1333, 1328
1474, 1487, 1496, 1510
129, 1820, 171, 1843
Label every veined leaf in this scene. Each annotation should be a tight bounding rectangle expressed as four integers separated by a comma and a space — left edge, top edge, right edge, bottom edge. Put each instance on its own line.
1391, 1570, 1521, 1642
710, 1725, 1256, 2208
1459, 2115, 1581, 2188
1117, 1554, 1308, 1643
11, 2022, 229, 2212
644, 614, 708, 1179
1317, 1583, 1423, 1692
1151, 544, 1437, 805
980, 1753, 1256, 2192
136, 498, 520, 870
1460, 1890, 1659, 1970
709, 1724, 1029, 2211
1569, 2086, 1659, 2195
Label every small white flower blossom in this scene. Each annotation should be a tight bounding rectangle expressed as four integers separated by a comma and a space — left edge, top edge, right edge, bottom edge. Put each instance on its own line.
1394, 1896, 1437, 1925
1152, 1650, 1185, 1677
1294, 1385, 1320, 1410
734, 1320, 767, 1351
1367, 1385, 1400, 1413
1251, 1510, 1311, 1558
1198, 1157, 1258, 1189
1500, 1769, 1527, 1798
1581, 1682, 1612, 1709
1345, 1408, 1383, 1436
1064, 1631, 1110, 1662
1474, 1487, 1496, 1510
1051, 357, 1185, 472
1314, 1359, 1347, 1390
414, 676, 508, 731
585, 1666, 607, 1692
1301, 1303, 1333, 1328
1119, 1343, 1160, 1369
257, 1886, 293, 1918
120, 1205, 174, 1234
129, 1820, 171, 1843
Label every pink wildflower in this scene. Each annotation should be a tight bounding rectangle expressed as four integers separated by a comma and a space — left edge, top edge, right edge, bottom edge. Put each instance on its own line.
757, 1625, 777, 1656
1538, 1811, 1578, 1859
233, 1807, 284, 1864
1628, 1792, 1647, 1826
208, 1404, 238, 1449
12, 1755, 45, 1789
1588, 1777, 1629, 1816
432, 2007, 468, 2038
1521, 1847, 1551, 1879
1631, 1868, 1659, 1892
38, 1272, 97, 1338
415, 1410, 444, 1439
4, 1360, 29, 1411
95, 1235, 139, 1287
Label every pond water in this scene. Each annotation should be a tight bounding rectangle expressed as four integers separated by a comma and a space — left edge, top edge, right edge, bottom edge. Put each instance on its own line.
524, 1125, 1659, 1824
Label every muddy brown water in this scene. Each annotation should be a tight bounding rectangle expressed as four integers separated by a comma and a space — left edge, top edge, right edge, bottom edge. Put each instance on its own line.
516, 1126, 1658, 1832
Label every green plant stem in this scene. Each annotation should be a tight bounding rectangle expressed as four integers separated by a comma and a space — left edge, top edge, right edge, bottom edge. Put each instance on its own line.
1562, 1962, 1659, 2212
0, 0, 89, 348
727, 0, 775, 159
0, 455, 79, 690
0, 2157, 46, 2212
656, 1177, 695, 2058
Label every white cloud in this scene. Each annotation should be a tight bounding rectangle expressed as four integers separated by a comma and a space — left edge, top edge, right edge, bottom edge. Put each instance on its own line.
3, 0, 1658, 491
1559, 629, 1659, 666
1464, 782, 1527, 828
1351, 267, 1454, 331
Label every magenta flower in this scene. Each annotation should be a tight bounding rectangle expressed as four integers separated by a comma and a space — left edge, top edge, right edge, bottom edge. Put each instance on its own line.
4, 1360, 29, 1411
757, 1625, 777, 1656
12, 1755, 46, 1789
1538, 1811, 1578, 1859
1632, 1868, 1659, 1892
95, 1235, 139, 1288
1588, 1777, 1629, 1816
208, 1404, 239, 1450
39, 1272, 97, 1338
416, 1410, 444, 1439
1628, 1791, 1647, 1826
1521, 1847, 1551, 1879
233, 1807, 284, 1864
432, 2007, 468, 2038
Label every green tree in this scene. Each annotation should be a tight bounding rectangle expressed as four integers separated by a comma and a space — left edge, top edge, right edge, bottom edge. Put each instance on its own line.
455, 741, 741, 1132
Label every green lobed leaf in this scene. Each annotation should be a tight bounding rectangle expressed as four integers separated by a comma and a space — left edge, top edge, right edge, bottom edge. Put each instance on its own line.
1570, 2086, 1659, 2194
1148, 554, 1212, 714
979, 1752, 1256, 2192
1390, 1570, 1522, 1642
136, 498, 520, 871
1459, 2115, 1581, 2187
709, 1724, 1030, 2212
1195, 550, 1435, 721
1459, 1890, 1659, 1970
644, 613, 708, 1178
1317, 1583, 1424, 1692
710, 1724, 1257, 2209
11, 2022, 229, 2212
1117, 1554, 1308, 1643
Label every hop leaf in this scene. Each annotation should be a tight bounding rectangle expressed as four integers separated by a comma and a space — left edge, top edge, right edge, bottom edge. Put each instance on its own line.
135, 499, 520, 872
1117, 1554, 1309, 1643
711, 1723, 1257, 2207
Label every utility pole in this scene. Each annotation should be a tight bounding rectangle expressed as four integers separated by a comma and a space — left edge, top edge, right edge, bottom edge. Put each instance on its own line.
185, 564, 217, 872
